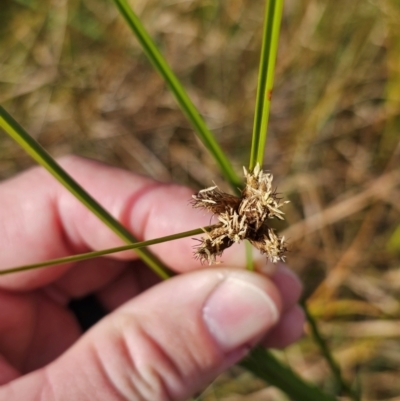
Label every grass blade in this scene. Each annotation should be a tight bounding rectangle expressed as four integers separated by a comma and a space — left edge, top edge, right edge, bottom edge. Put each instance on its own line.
240, 346, 337, 401
0, 225, 215, 276
0, 105, 172, 280
302, 300, 359, 400
244, 2, 340, 399
249, 0, 284, 170
112, 0, 242, 190
245, 241, 255, 271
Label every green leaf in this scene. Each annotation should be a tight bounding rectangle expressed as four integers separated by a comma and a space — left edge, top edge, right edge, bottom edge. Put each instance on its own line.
0, 225, 214, 276
240, 346, 337, 401
249, 0, 284, 170
0, 105, 173, 280
302, 300, 358, 399
387, 225, 400, 254
112, 0, 242, 191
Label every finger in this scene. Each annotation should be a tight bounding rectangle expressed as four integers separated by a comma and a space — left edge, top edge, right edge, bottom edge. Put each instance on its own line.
262, 305, 305, 348
0, 289, 81, 378
0, 355, 19, 385
95, 261, 161, 312
0, 155, 294, 294
47, 258, 129, 302
269, 263, 303, 311
0, 268, 282, 400
93, 260, 302, 316
261, 264, 304, 348
54, 258, 300, 315
0, 156, 214, 290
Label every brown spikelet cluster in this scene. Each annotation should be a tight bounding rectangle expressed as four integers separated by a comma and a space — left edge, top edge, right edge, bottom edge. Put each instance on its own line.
191, 164, 289, 264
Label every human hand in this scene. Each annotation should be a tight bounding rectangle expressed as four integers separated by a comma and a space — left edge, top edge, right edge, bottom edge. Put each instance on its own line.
0, 156, 304, 400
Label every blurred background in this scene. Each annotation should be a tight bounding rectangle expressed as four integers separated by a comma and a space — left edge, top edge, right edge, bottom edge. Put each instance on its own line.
1, 0, 400, 399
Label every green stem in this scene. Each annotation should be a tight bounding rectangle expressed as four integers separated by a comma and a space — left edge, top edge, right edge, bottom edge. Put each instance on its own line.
240, 346, 337, 401
301, 300, 359, 400
112, 0, 242, 191
245, 241, 255, 271
0, 225, 216, 276
0, 105, 172, 280
249, 0, 284, 170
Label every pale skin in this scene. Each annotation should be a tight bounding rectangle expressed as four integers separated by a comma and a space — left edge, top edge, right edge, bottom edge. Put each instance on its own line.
0, 156, 304, 401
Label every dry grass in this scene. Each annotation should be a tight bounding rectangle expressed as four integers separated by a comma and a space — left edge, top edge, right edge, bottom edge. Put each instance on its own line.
1, 0, 400, 400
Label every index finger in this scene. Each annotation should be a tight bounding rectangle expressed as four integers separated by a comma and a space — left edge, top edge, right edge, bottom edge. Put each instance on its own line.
0, 156, 249, 290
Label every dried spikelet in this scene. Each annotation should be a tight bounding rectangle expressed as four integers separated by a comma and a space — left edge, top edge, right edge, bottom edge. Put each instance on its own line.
191, 185, 241, 214
218, 208, 248, 243
242, 164, 288, 221
249, 228, 287, 264
193, 227, 234, 265
192, 163, 288, 264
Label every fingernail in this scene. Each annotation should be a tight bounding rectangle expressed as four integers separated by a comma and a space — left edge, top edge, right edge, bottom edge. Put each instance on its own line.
203, 277, 279, 352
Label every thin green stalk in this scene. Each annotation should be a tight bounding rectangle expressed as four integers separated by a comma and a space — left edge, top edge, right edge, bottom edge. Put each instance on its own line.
249, 0, 284, 170
112, 0, 241, 191
0, 106, 172, 280
301, 300, 359, 400
240, 346, 337, 401
245, 2, 343, 398
0, 225, 216, 276
245, 241, 255, 271
249, 0, 356, 400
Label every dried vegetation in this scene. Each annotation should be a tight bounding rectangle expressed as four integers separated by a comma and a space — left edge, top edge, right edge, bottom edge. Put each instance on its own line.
1, 0, 400, 399
192, 164, 288, 264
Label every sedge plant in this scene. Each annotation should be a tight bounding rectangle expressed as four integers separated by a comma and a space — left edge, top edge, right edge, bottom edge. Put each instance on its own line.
0, 0, 360, 400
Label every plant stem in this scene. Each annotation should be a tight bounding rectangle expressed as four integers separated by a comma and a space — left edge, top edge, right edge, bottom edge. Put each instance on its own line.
0, 225, 217, 275
112, 0, 242, 191
249, 0, 284, 170
245, 241, 255, 271
302, 300, 359, 400
240, 346, 337, 401
0, 105, 172, 280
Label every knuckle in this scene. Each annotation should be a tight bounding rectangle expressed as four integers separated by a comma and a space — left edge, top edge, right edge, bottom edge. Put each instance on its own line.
93, 314, 182, 401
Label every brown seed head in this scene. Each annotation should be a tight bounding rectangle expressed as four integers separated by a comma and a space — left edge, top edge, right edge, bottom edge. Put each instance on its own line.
191, 185, 241, 215
193, 227, 234, 265
192, 164, 288, 264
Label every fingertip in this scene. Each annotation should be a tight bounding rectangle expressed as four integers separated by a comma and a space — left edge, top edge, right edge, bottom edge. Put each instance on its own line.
126, 183, 213, 272
203, 271, 281, 353
270, 263, 303, 311
262, 304, 305, 349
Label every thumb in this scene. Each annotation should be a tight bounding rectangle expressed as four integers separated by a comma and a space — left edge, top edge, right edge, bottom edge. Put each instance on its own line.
2, 268, 281, 401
